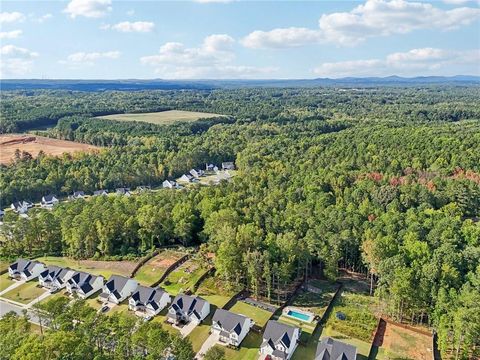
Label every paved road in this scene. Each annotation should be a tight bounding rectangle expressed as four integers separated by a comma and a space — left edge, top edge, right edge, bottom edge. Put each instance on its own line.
0, 299, 42, 324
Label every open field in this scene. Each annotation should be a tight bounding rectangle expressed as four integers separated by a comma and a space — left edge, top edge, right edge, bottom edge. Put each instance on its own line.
134, 250, 185, 286
229, 300, 272, 328
2, 281, 47, 304
161, 258, 210, 295
36, 256, 138, 279
96, 110, 225, 125
0, 134, 100, 165
195, 276, 239, 308
0, 273, 15, 292
380, 322, 432, 360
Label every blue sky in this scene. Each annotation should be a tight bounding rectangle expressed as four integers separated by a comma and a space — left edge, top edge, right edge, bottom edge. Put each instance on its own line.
1, 0, 479, 79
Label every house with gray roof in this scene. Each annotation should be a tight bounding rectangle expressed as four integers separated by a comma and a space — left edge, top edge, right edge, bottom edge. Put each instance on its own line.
221, 161, 235, 170
100, 275, 138, 304
66, 271, 104, 299
41, 194, 59, 208
69, 191, 85, 200
115, 188, 131, 196
11, 201, 33, 214
129, 285, 171, 316
8, 259, 46, 281
93, 189, 108, 196
260, 320, 300, 360
212, 308, 253, 347
162, 180, 179, 189
167, 294, 210, 325
189, 169, 204, 178
39, 265, 74, 290
315, 337, 357, 360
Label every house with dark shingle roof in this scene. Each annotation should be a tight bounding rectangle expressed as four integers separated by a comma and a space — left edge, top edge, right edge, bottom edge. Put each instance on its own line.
115, 187, 131, 196
315, 337, 357, 360
212, 308, 253, 347
66, 271, 104, 299
93, 189, 108, 196
260, 320, 300, 360
167, 294, 210, 325
39, 265, 74, 290
8, 259, 46, 281
100, 275, 138, 304
41, 194, 59, 208
69, 191, 85, 200
128, 285, 171, 316
10, 201, 33, 214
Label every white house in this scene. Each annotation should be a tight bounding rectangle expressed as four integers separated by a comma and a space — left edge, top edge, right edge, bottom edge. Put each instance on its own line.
41, 194, 59, 208
66, 271, 104, 299
129, 285, 171, 316
115, 188, 131, 196
69, 191, 85, 200
205, 163, 216, 171
99, 275, 138, 304
8, 259, 46, 281
11, 201, 33, 214
162, 180, 179, 189
167, 294, 210, 325
212, 308, 253, 347
221, 162, 235, 170
314, 337, 357, 360
260, 320, 300, 360
178, 174, 193, 183
189, 169, 204, 178
39, 266, 74, 290
93, 190, 108, 196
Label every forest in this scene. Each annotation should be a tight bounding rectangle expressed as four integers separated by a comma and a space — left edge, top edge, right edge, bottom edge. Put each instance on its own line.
0, 86, 479, 359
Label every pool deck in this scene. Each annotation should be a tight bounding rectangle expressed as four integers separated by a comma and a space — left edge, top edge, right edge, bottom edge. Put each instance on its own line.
283, 306, 315, 323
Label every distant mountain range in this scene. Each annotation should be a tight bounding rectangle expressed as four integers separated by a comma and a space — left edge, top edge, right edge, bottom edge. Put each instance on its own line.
1, 75, 479, 91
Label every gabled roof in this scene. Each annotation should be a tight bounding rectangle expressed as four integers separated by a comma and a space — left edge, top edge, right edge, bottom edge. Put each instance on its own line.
11, 201, 32, 210
105, 275, 134, 295
73, 191, 85, 197
262, 320, 299, 350
213, 308, 250, 336
115, 187, 130, 194
68, 271, 102, 294
171, 294, 208, 316
93, 190, 108, 195
40, 265, 71, 283
131, 285, 168, 307
315, 337, 357, 360
9, 258, 30, 271
42, 194, 57, 202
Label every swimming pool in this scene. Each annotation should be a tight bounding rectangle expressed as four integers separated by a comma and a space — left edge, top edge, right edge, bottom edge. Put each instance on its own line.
283, 307, 315, 323
287, 310, 311, 321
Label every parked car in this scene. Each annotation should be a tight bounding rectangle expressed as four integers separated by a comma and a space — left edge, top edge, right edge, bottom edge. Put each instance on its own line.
101, 305, 110, 313
144, 315, 153, 322
50, 288, 60, 294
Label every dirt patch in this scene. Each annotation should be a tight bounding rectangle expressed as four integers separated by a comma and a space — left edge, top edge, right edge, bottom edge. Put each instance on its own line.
0, 134, 100, 165
337, 269, 371, 294
382, 321, 432, 360
78, 259, 137, 277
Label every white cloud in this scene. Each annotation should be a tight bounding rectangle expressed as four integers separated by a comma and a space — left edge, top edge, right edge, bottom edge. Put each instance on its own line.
443, 0, 480, 4
36, 13, 53, 23
0, 30, 22, 39
60, 51, 121, 67
0, 11, 25, 24
313, 48, 480, 77
64, 0, 112, 18
242, 0, 480, 48
141, 34, 276, 79
101, 21, 155, 33
0, 45, 38, 77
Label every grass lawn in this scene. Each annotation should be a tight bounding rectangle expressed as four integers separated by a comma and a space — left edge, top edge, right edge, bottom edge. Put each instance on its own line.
323, 327, 378, 360
108, 301, 132, 316
195, 276, 239, 309
36, 256, 138, 279
38, 290, 70, 305
291, 325, 322, 360
84, 290, 103, 310
379, 322, 432, 360
134, 250, 185, 286
161, 258, 210, 296
0, 260, 10, 272
229, 301, 273, 328
188, 305, 217, 353
2, 281, 47, 304
97, 110, 225, 125
294, 280, 339, 318
216, 331, 262, 360
0, 273, 15, 292
277, 313, 316, 335
151, 309, 180, 336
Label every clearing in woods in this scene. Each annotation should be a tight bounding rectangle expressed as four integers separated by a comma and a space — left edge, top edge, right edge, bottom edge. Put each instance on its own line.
96, 110, 225, 125
0, 134, 100, 165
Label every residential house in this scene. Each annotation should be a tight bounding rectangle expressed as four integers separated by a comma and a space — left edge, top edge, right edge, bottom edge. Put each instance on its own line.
93, 190, 108, 196
8, 259, 46, 281
0, 209, 4, 218
315, 337, 357, 360
69, 191, 85, 200
129, 285, 171, 316
212, 308, 253, 347
167, 294, 210, 325
99, 275, 138, 304
116, 188, 131, 196
178, 174, 193, 183
221, 162, 235, 170
205, 163, 216, 171
41, 194, 59, 208
11, 201, 33, 214
189, 169, 204, 178
260, 320, 300, 360
66, 271, 104, 299
162, 180, 179, 189
39, 265, 74, 290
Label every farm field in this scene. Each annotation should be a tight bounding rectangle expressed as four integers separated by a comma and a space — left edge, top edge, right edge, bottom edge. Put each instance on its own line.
0, 273, 15, 292
96, 110, 225, 125
379, 322, 432, 360
134, 250, 186, 286
2, 281, 47, 304
0, 134, 99, 165
36, 256, 139, 279
161, 258, 210, 295
229, 300, 273, 328
195, 276, 239, 308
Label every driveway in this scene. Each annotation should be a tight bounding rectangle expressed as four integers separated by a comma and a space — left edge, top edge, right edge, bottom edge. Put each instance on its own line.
195, 332, 219, 359
175, 320, 198, 338
0, 280, 25, 297
25, 290, 52, 309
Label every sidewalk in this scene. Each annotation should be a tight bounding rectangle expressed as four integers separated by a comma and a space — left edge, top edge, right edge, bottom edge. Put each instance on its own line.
0, 280, 25, 297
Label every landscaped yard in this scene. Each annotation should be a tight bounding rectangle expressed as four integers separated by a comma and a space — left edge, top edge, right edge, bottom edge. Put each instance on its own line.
36, 256, 139, 279
2, 281, 47, 304
0, 273, 15, 292
38, 289, 70, 304
84, 290, 103, 310
96, 110, 225, 125
161, 258, 210, 295
187, 305, 217, 353
151, 309, 180, 335
134, 250, 185, 286
195, 275, 239, 308
109, 301, 135, 317
213, 331, 263, 360
229, 300, 273, 328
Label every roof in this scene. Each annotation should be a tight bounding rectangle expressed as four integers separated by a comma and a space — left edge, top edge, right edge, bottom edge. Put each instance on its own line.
105, 275, 134, 294
315, 337, 357, 360
262, 320, 299, 350
40, 266, 71, 283
69, 271, 102, 294
93, 190, 108, 195
116, 187, 130, 194
213, 308, 250, 335
171, 294, 208, 316
11, 201, 31, 210
131, 285, 168, 306
73, 191, 85, 196
9, 258, 30, 271
43, 194, 57, 202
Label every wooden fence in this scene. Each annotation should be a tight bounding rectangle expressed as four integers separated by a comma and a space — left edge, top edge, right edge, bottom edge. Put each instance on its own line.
150, 254, 189, 287
130, 250, 160, 278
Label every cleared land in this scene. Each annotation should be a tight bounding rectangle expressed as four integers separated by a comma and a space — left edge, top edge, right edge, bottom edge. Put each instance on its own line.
161, 258, 210, 296
0, 134, 99, 165
134, 250, 185, 286
97, 110, 225, 125
2, 281, 47, 304
380, 322, 432, 360
36, 256, 139, 279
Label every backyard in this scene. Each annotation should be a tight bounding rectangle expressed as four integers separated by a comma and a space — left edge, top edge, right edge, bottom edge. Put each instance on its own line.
161, 258, 210, 295
2, 281, 47, 304
195, 275, 239, 308
228, 300, 273, 328
134, 250, 186, 286
379, 321, 432, 360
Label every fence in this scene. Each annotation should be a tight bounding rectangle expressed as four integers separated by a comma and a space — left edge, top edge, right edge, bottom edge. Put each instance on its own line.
150, 254, 189, 287
129, 250, 160, 278
189, 267, 215, 294
367, 318, 386, 360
